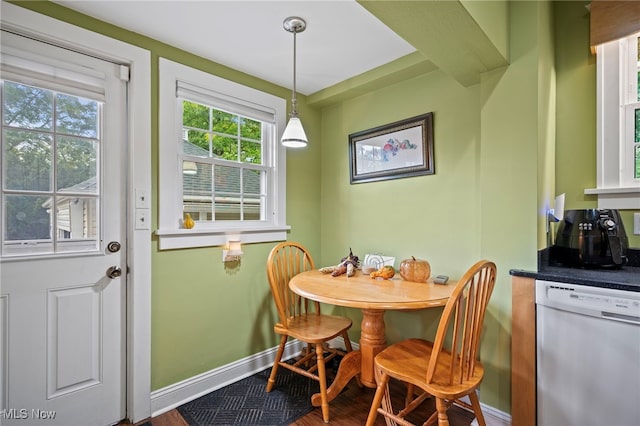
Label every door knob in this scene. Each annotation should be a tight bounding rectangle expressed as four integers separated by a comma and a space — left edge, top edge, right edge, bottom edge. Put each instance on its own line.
106, 266, 122, 279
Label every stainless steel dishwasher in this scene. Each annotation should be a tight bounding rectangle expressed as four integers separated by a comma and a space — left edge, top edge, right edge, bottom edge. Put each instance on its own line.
536, 279, 640, 426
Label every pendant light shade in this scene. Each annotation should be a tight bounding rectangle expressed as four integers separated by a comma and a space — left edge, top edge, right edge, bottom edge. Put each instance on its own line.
281, 16, 308, 148
281, 116, 308, 148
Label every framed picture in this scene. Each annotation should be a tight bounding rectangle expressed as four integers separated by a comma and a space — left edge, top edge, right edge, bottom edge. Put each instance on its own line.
349, 112, 434, 184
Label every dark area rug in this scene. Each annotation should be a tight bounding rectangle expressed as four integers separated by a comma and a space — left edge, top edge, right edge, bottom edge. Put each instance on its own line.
177, 363, 332, 426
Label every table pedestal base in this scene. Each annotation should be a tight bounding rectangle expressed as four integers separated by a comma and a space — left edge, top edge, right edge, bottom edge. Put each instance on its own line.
311, 309, 387, 406
359, 309, 386, 387
311, 350, 361, 407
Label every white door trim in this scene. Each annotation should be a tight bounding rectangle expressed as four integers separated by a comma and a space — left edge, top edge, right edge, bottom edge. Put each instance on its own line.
0, 3, 152, 423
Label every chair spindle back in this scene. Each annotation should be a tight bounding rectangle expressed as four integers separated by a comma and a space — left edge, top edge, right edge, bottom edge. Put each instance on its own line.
426, 260, 496, 386
267, 242, 318, 325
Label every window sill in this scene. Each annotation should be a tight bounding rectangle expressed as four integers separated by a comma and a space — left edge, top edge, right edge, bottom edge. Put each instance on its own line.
155, 225, 291, 250
584, 187, 640, 209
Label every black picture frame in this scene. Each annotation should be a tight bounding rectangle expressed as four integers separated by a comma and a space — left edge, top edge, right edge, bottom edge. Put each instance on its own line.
349, 112, 434, 184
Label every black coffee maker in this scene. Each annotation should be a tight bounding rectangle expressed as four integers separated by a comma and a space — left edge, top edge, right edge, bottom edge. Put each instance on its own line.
551, 209, 629, 268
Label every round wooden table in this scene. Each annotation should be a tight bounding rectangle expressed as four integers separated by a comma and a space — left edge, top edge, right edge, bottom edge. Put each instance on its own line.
289, 269, 456, 404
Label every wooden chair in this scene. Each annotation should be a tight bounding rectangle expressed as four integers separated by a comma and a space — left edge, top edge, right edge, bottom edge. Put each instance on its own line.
266, 241, 355, 423
365, 260, 497, 426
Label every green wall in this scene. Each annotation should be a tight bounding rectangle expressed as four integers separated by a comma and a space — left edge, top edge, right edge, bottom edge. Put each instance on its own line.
319, 67, 484, 343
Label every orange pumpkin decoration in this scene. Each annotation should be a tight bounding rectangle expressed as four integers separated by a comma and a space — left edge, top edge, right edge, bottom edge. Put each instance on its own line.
399, 256, 431, 282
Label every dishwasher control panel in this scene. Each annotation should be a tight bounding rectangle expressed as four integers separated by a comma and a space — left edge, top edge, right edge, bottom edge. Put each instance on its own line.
536, 280, 640, 324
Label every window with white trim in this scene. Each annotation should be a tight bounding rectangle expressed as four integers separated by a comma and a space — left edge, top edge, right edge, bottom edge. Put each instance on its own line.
157, 59, 289, 249
588, 31, 640, 208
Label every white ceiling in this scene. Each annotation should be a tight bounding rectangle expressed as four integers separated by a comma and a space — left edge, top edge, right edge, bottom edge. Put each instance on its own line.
55, 0, 416, 95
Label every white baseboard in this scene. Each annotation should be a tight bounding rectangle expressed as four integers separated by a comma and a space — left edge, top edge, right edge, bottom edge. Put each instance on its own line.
151, 338, 511, 426
473, 402, 511, 426
150, 340, 304, 417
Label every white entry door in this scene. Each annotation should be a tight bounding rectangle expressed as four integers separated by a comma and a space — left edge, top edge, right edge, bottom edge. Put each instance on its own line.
0, 30, 127, 426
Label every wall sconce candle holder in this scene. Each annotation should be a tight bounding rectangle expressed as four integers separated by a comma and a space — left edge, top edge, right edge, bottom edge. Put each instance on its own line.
222, 239, 243, 262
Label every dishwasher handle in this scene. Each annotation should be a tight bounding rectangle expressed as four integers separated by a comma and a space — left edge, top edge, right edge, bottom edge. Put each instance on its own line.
602, 311, 640, 325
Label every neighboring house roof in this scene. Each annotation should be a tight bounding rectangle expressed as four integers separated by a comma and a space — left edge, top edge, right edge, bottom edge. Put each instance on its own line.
61, 176, 97, 192
183, 139, 210, 157
182, 140, 260, 198
42, 176, 97, 208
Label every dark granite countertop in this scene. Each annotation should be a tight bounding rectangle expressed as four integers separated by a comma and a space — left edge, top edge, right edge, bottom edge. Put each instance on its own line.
510, 248, 640, 292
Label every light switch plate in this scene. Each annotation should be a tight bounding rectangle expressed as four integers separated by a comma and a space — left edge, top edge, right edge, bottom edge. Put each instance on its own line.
135, 189, 149, 209
135, 209, 150, 230
634, 213, 640, 235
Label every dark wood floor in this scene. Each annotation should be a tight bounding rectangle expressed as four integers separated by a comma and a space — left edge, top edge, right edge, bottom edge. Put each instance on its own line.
126, 378, 476, 426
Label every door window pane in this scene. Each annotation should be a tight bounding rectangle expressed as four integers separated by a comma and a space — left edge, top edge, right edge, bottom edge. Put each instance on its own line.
3, 129, 52, 191
4, 194, 51, 241
2, 80, 101, 256
55, 94, 98, 138
56, 136, 97, 192
2, 81, 53, 130
55, 196, 98, 253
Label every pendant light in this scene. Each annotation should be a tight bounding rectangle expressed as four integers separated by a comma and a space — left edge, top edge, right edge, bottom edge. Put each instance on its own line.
281, 16, 308, 148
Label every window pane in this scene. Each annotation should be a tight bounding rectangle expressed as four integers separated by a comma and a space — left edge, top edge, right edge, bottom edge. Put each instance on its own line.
185, 130, 210, 155
3, 81, 53, 130
182, 101, 209, 130
55, 94, 98, 137
240, 117, 261, 139
214, 164, 240, 193
243, 195, 261, 220
183, 161, 210, 196
3, 129, 52, 191
242, 169, 261, 195
636, 107, 640, 177
636, 108, 640, 143
212, 110, 237, 135
4, 194, 52, 241
636, 144, 640, 179
215, 205, 240, 221
637, 36, 640, 101
183, 160, 212, 221
241, 139, 261, 164
212, 135, 238, 160
56, 136, 97, 192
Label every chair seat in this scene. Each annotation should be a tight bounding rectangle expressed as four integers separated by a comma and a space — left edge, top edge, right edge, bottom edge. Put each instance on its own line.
375, 338, 484, 400
275, 314, 353, 343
